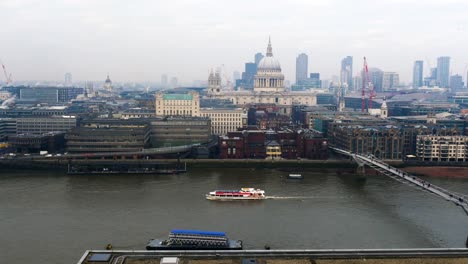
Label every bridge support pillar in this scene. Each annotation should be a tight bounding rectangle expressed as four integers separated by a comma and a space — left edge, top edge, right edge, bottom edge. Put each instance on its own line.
357, 164, 366, 178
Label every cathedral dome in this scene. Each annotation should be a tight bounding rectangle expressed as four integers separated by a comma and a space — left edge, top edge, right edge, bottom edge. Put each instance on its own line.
257, 56, 281, 71
257, 37, 281, 72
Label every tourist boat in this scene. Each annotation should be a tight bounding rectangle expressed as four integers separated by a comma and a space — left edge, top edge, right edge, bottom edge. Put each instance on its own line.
205, 188, 266, 200
146, 229, 243, 250
287, 173, 304, 179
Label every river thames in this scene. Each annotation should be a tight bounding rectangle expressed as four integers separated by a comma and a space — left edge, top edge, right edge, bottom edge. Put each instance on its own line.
1, 168, 467, 264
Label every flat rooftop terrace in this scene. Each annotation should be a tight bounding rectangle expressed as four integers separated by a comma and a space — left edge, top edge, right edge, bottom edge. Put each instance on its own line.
78, 249, 468, 264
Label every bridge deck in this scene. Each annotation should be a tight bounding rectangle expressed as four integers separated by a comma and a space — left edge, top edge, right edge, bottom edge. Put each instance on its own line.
330, 147, 468, 215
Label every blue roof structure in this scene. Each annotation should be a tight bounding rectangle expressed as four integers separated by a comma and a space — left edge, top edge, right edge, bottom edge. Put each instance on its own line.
171, 229, 226, 237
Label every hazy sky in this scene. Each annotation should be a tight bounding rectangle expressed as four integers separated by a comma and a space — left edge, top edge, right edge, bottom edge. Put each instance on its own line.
1, 0, 468, 84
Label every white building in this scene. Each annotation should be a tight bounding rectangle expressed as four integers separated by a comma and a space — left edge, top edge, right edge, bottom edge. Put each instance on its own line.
155, 91, 200, 117
200, 108, 247, 135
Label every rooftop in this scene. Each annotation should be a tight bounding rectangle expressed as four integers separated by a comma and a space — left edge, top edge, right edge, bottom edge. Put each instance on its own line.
78, 249, 468, 264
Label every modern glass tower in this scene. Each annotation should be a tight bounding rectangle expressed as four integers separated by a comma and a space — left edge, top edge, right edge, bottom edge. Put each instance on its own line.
412, 60, 423, 88
295, 53, 308, 84
437, 56, 450, 88
340, 56, 353, 90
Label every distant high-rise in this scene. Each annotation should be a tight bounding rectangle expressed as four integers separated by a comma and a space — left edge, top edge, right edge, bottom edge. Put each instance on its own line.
424, 68, 438, 87
64, 72, 72, 85
238, 62, 257, 90
437, 56, 450, 88
340, 56, 353, 90
295, 53, 308, 84
366, 68, 384, 93
382, 72, 400, 91
353, 76, 362, 91
254, 53, 264, 65
233, 71, 240, 82
450, 75, 464, 92
170, 77, 178, 88
161, 74, 168, 88
412, 61, 423, 88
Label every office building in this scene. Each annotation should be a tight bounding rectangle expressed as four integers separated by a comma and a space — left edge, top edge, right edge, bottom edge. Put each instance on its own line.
254, 53, 264, 65
10, 132, 65, 154
353, 76, 362, 92
200, 108, 247, 135
233, 71, 240, 82
16, 116, 77, 134
0, 118, 16, 141
64, 72, 72, 85
236, 62, 257, 90
340, 56, 353, 90
450, 75, 464, 92
424, 68, 438, 87
149, 117, 211, 148
437, 56, 450, 88
413, 61, 423, 88
19, 86, 84, 105
170, 77, 178, 88
155, 91, 200, 117
366, 68, 384, 93
65, 119, 150, 153
161, 74, 168, 88
382, 72, 400, 91
295, 53, 308, 84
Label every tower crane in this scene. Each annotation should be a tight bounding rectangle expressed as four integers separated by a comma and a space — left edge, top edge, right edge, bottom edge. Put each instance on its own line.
1, 60, 13, 85
361, 57, 373, 112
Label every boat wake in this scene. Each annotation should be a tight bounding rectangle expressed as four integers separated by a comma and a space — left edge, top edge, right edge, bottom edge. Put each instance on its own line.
266, 196, 316, 199
266, 195, 349, 200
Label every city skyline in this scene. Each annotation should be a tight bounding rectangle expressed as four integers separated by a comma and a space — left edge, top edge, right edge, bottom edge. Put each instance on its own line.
1, 0, 468, 84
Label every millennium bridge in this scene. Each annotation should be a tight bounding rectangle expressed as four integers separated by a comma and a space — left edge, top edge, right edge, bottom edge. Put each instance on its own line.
330, 147, 468, 216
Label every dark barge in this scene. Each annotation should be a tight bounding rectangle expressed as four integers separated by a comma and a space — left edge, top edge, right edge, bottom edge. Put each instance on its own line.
146, 229, 243, 250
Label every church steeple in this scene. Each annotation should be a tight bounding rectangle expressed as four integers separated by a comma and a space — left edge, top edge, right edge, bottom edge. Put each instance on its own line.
266, 36, 273, 57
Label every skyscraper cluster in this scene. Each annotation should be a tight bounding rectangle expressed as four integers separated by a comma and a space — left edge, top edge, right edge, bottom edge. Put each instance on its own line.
415, 56, 454, 89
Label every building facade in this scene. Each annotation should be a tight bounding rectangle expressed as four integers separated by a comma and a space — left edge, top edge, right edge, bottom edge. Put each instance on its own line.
155, 91, 200, 117
149, 117, 211, 148
218, 128, 328, 160
9, 132, 65, 154
16, 116, 77, 134
200, 108, 247, 135
65, 120, 150, 153
416, 135, 468, 162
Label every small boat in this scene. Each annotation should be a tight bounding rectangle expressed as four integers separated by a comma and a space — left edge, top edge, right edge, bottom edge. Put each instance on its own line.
287, 173, 303, 179
146, 229, 243, 250
206, 188, 266, 201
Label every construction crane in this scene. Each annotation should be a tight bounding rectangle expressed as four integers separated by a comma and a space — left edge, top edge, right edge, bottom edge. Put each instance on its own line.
1, 59, 13, 85
361, 57, 373, 112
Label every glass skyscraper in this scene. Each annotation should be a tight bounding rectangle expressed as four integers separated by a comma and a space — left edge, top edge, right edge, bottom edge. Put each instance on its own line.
412, 60, 423, 88
437, 56, 450, 88
295, 53, 308, 84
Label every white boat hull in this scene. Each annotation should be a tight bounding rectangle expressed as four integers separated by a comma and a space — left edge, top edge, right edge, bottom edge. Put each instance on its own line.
206, 195, 266, 201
